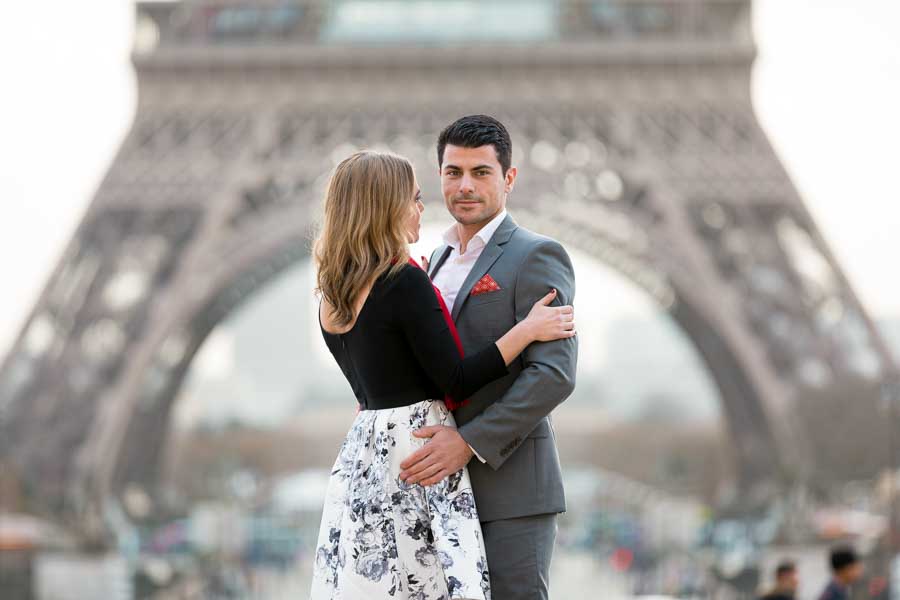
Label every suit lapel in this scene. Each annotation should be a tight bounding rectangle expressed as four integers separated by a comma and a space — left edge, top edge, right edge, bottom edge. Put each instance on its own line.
451, 214, 518, 322
428, 245, 452, 279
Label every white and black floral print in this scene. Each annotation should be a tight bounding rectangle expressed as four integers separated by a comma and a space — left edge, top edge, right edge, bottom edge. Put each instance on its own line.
310, 400, 491, 599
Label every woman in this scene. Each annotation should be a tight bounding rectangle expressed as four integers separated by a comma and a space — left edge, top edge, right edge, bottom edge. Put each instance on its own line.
310, 151, 576, 599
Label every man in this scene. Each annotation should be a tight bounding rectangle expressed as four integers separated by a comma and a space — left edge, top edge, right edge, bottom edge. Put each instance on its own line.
818, 545, 863, 600
399, 114, 578, 599
759, 560, 798, 600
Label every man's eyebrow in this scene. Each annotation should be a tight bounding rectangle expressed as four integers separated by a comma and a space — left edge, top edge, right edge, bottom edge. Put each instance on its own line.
442, 164, 493, 171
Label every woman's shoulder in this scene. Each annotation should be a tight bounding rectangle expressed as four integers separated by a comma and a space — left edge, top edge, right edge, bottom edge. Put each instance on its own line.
377, 262, 433, 300
380, 262, 426, 287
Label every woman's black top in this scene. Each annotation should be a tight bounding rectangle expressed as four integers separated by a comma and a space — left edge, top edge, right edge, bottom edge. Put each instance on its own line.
320, 264, 509, 410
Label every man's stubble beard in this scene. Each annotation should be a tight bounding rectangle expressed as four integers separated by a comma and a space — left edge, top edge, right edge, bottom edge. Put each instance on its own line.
448, 197, 504, 227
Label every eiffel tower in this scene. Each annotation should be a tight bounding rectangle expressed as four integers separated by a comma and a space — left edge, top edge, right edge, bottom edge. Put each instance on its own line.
1, 0, 895, 534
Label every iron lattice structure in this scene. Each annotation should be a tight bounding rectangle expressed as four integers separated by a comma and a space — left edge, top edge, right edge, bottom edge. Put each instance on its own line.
1, 0, 894, 533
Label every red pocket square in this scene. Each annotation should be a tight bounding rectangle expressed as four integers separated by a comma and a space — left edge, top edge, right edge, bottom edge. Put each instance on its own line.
471, 274, 502, 296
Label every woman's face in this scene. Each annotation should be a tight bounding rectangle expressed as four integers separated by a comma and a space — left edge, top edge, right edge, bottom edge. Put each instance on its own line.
405, 181, 425, 243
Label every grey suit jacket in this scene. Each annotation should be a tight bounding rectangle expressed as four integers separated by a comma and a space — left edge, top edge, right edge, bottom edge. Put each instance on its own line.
428, 214, 578, 522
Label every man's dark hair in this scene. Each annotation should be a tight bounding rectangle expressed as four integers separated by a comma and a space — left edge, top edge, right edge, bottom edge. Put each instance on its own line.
437, 115, 512, 175
830, 545, 859, 572
775, 560, 796, 578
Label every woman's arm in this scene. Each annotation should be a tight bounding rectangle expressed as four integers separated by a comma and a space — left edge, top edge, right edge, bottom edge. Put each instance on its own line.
495, 288, 574, 364
393, 266, 574, 401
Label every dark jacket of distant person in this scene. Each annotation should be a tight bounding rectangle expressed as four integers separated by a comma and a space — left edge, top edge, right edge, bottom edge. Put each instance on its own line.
818, 580, 850, 600
760, 591, 795, 600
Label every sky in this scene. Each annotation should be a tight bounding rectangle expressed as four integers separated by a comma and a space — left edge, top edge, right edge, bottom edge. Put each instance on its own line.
1, 0, 899, 361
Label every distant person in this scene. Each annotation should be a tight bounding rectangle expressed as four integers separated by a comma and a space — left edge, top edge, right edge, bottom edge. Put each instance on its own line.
818, 545, 863, 600
759, 560, 798, 600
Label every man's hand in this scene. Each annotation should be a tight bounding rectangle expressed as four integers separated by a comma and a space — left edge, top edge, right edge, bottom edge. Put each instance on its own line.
399, 425, 474, 487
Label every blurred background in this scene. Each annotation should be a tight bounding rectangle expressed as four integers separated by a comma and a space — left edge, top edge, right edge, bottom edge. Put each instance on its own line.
1, 0, 900, 598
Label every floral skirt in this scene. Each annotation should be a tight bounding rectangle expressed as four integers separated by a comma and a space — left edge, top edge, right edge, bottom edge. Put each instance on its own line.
309, 399, 491, 600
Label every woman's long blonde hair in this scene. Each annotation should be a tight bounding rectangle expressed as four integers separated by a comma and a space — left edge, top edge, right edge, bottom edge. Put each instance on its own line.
313, 150, 414, 328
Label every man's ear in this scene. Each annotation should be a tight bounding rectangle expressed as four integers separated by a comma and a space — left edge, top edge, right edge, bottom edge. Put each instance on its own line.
505, 166, 518, 193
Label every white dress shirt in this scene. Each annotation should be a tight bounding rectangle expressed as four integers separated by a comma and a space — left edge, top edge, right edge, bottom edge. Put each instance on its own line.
431, 209, 508, 464
432, 208, 508, 313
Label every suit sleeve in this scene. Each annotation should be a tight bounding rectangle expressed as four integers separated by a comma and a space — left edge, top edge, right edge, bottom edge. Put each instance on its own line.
457, 240, 578, 470
392, 266, 509, 401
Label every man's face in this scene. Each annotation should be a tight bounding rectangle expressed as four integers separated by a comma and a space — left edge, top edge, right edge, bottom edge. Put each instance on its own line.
842, 562, 864, 584
779, 569, 799, 592
440, 144, 516, 227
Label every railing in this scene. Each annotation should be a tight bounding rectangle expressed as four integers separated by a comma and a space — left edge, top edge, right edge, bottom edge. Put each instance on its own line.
136, 0, 751, 49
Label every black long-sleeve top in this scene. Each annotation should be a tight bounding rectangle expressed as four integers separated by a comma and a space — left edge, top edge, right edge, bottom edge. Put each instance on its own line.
320, 263, 509, 410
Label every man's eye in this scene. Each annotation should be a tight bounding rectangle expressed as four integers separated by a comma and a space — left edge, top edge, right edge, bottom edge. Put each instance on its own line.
475, 170, 488, 176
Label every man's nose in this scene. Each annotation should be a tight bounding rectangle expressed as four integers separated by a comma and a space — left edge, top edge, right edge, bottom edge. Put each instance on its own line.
458, 174, 475, 194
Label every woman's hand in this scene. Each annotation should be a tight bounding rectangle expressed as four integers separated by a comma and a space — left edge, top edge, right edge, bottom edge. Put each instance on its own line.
524, 289, 576, 342
494, 289, 575, 366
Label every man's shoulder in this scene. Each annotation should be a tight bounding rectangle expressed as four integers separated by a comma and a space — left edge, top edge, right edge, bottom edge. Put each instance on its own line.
506, 227, 573, 274
508, 224, 565, 253
818, 581, 848, 600
760, 593, 793, 600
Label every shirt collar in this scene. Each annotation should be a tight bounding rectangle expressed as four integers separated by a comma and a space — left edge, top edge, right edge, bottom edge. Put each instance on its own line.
442, 209, 508, 252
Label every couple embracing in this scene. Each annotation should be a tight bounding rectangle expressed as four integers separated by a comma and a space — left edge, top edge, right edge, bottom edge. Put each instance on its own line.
310, 115, 578, 600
